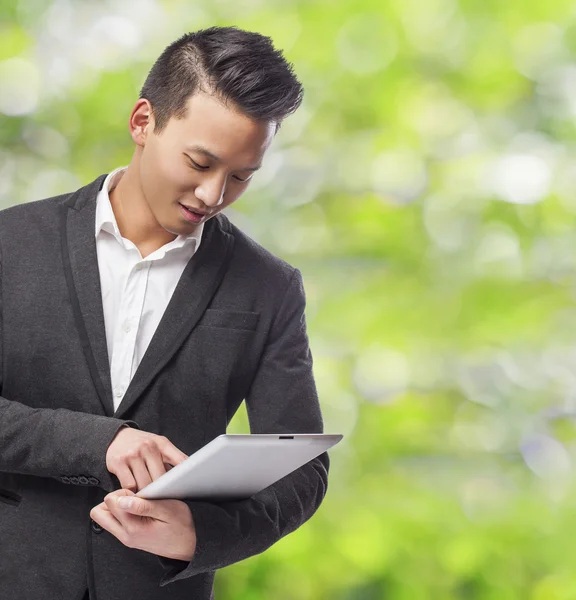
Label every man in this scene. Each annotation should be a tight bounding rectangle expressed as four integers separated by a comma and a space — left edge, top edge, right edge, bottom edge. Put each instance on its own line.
0, 26, 330, 600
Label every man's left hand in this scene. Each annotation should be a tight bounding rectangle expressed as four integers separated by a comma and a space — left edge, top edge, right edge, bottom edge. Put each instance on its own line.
90, 489, 197, 562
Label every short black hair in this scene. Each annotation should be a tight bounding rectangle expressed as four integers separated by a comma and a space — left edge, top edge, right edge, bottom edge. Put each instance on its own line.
139, 26, 304, 135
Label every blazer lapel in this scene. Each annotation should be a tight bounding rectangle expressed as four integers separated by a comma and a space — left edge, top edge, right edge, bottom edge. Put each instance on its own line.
60, 173, 235, 420
113, 207, 234, 420
61, 173, 114, 416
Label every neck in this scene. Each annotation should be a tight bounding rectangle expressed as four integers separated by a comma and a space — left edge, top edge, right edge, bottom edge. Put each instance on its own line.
108, 161, 177, 253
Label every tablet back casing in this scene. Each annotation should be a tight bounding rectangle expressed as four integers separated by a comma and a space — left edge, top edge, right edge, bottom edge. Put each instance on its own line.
136, 433, 342, 501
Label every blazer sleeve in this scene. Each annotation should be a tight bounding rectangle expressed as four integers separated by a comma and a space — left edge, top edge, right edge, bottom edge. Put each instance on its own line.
157, 267, 330, 586
0, 247, 140, 493
0, 398, 140, 492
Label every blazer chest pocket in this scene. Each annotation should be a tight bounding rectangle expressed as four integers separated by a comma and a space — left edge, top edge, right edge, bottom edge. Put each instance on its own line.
197, 309, 260, 331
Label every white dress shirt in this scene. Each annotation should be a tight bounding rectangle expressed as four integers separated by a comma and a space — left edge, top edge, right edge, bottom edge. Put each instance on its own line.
95, 165, 204, 411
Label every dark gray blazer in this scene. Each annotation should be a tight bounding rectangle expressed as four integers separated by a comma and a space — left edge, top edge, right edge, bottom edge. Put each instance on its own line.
0, 173, 329, 600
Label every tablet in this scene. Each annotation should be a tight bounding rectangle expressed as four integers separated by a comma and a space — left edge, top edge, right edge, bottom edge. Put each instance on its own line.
135, 433, 343, 502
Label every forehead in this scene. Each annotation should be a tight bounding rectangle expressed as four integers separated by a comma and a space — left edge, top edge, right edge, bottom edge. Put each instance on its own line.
163, 92, 274, 162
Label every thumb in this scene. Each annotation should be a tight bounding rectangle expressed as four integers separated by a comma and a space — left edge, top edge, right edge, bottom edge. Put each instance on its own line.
117, 495, 152, 515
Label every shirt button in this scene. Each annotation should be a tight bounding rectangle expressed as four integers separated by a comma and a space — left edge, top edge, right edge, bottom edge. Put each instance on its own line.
115, 390, 123, 398
123, 322, 131, 333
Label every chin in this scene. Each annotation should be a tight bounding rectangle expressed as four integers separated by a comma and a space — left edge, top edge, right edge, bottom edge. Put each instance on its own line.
162, 220, 190, 236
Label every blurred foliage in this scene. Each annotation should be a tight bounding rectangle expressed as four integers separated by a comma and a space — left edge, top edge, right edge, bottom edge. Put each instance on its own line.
4, 0, 576, 597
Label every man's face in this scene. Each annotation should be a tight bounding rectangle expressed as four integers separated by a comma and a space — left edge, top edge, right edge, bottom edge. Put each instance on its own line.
136, 91, 275, 236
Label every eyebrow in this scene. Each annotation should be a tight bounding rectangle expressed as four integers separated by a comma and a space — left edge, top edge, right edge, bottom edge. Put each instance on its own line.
185, 144, 262, 171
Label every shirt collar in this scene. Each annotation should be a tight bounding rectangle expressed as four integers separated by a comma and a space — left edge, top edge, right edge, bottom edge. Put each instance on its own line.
95, 165, 204, 255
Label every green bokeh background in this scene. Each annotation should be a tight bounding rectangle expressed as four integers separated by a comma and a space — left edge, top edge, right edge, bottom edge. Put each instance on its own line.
3, 0, 576, 598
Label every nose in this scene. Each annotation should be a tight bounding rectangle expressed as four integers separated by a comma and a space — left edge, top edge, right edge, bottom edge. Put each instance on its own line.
194, 174, 226, 208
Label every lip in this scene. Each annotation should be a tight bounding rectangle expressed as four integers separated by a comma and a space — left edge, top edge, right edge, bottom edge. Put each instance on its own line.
179, 203, 205, 224
180, 203, 209, 216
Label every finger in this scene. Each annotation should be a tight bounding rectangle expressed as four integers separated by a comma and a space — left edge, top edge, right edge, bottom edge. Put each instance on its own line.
160, 441, 189, 467
104, 495, 143, 526
108, 494, 158, 519
101, 488, 136, 505
142, 446, 168, 482
102, 489, 138, 519
127, 457, 153, 492
96, 510, 135, 548
91, 504, 125, 537
114, 464, 137, 492
109, 489, 137, 498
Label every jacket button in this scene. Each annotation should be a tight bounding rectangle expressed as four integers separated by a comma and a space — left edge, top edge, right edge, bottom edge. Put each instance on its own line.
90, 519, 104, 534
61, 476, 71, 484
78, 476, 89, 485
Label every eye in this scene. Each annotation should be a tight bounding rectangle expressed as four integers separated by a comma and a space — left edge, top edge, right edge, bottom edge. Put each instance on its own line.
187, 157, 208, 170
185, 155, 250, 182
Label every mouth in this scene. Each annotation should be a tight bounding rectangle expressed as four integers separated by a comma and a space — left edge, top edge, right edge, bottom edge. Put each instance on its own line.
179, 203, 206, 224
179, 203, 206, 216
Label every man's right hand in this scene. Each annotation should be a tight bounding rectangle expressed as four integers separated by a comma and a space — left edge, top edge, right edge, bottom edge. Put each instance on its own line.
105, 426, 189, 492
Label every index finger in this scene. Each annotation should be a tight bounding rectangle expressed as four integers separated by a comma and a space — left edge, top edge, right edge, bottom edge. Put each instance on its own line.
160, 440, 189, 466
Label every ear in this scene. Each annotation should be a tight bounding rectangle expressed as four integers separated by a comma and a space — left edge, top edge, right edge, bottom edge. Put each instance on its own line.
129, 98, 153, 147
